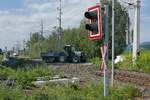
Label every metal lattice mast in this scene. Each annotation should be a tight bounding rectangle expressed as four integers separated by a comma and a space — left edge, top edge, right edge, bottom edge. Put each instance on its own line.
41, 18, 44, 37
57, 0, 62, 50
40, 18, 44, 52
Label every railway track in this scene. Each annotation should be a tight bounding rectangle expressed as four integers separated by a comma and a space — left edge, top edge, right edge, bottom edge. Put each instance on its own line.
114, 70, 150, 88
46, 63, 150, 89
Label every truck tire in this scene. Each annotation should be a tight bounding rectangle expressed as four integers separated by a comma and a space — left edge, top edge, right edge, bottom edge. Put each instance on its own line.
59, 55, 66, 63
46, 57, 55, 63
59, 52, 67, 63
72, 56, 79, 63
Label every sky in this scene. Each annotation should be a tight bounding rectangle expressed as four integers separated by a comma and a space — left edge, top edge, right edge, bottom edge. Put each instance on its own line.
0, 0, 149, 50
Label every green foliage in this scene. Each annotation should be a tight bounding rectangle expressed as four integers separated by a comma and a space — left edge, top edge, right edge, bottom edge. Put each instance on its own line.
16, 67, 54, 88
26, 82, 141, 100
0, 66, 54, 88
108, 0, 127, 57
61, 27, 98, 58
0, 85, 25, 100
0, 55, 3, 63
116, 51, 150, 73
90, 57, 101, 67
0, 66, 16, 79
136, 51, 150, 72
109, 85, 141, 99
26, 32, 42, 58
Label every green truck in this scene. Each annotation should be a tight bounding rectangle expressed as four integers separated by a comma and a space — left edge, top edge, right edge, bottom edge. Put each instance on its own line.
41, 45, 87, 63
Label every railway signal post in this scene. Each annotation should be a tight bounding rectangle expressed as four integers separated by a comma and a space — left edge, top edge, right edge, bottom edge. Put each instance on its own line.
102, 0, 109, 96
84, 0, 109, 96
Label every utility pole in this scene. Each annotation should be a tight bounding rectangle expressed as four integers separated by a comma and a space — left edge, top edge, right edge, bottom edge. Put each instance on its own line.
23, 40, 26, 56
41, 18, 44, 37
16, 41, 20, 55
30, 32, 32, 56
40, 18, 44, 52
133, 0, 140, 61
5, 46, 7, 52
111, 0, 115, 87
57, 0, 62, 50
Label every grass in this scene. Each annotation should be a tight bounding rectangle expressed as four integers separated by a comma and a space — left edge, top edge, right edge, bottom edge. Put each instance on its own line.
90, 51, 150, 73
0, 65, 55, 88
0, 81, 142, 100
116, 50, 150, 73
90, 57, 112, 70
0, 85, 25, 100
90, 57, 101, 67
29, 83, 141, 100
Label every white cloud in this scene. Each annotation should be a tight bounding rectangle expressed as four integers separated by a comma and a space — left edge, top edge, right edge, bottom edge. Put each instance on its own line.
30, 3, 51, 11
0, 0, 98, 49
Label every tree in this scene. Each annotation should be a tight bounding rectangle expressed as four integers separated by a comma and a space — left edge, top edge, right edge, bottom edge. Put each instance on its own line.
26, 32, 41, 58
110, 1, 128, 57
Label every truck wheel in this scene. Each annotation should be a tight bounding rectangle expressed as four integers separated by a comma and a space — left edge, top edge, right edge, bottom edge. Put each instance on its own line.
72, 56, 79, 63
47, 57, 55, 63
59, 55, 66, 63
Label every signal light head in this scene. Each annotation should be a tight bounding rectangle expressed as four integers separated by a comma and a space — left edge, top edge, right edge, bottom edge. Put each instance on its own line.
84, 5, 103, 40
84, 11, 98, 19
85, 23, 98, 32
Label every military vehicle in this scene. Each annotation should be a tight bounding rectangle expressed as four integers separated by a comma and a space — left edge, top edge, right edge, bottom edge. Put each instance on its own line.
41, 45, 87, 63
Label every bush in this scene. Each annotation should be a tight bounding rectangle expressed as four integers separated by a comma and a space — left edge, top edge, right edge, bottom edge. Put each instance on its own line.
0, 66, 16, 79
